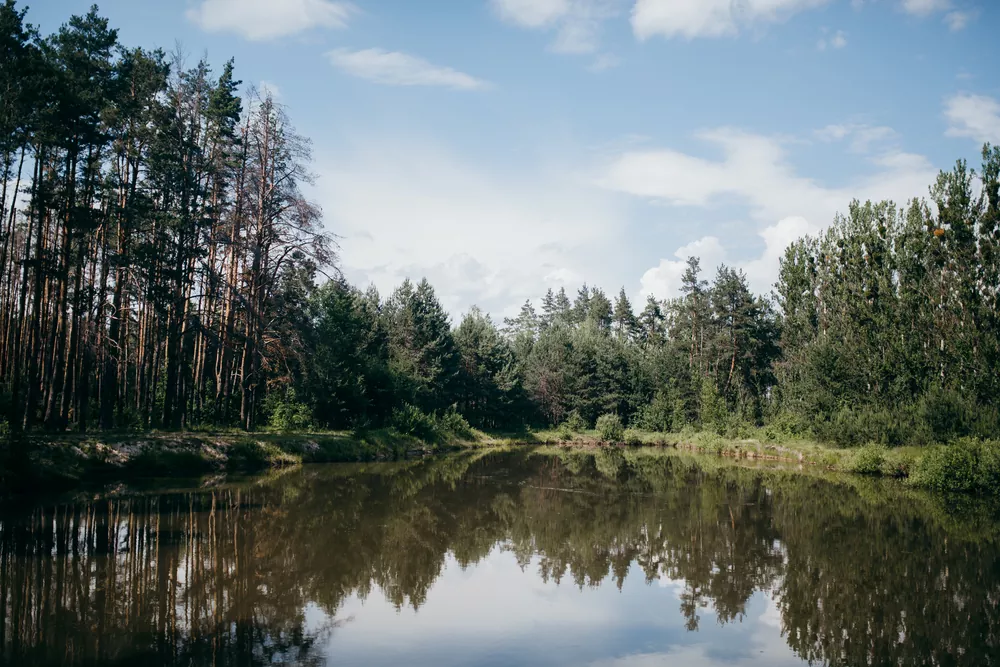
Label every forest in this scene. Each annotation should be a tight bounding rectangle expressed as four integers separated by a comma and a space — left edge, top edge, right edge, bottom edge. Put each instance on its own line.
1, 2, 999, 450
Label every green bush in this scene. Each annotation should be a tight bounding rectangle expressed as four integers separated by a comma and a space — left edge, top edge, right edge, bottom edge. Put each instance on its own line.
912, 438, 1000, 493
391, 404, 441, 441
266, 388, 313, 431
846, 443, 888, 475
699, 378, 727, 434
438, 407, 473, 439
636, 390, 676, 433
596, 414, 624, 442
556, 424, 573, 441
623, 429, 643, 446
564, 410, 588, 432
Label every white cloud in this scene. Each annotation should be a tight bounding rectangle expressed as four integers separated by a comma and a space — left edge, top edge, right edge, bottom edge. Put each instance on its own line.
639, 237, 726, 299
492, 0, 624, 55
817, 28, 847, 50
631, 0, 832, 40
944, 10, 973, 31
314, 138, 626, 319
326, 49, 490, 90
186, 0, 353, 40
815, 123, 895, 153
945, 93, 1000, 144
602, 128, 937, 298
639, 217, 822, 299
899, 0, 951, 16
491, 0, 571, 27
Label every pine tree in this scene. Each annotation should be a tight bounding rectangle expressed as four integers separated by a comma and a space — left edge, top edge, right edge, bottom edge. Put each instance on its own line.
638, 295, 665, 347
612, 287, 638, 340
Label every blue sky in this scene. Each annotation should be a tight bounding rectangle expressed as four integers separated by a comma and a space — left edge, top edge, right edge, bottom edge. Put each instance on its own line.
28, 0, 1000, 318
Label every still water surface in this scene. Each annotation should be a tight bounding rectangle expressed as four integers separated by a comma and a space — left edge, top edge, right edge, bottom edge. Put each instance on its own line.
1, 448, 998, 666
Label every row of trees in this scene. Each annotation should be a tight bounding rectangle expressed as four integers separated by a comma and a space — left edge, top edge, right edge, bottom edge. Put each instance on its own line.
0, 2, 330, 432
2, 3, 998, 445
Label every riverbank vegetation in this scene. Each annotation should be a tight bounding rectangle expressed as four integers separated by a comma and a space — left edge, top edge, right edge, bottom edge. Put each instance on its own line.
1, 3, 999, 493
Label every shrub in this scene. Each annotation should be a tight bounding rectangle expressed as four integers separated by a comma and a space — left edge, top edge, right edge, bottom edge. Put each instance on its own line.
846, 443, 888, 475
266, 389, 312, 432
636, 390, 675, 433
556, 424, 573, 442
439, 407, 473, 439
564, 410, 588, 432
391, 404, 441, 441
596, 414, 624, 443
623, 429, 643, 446
912, 438, 1000, 493
918, 386, 973, 442
699, 378, 726, 434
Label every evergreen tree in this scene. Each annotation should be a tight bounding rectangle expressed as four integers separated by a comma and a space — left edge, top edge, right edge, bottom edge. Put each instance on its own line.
613, 287, 638, 340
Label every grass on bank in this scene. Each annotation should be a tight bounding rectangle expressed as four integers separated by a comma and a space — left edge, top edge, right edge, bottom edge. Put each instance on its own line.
4, 403, 999, 496
523, 423, 1000, 495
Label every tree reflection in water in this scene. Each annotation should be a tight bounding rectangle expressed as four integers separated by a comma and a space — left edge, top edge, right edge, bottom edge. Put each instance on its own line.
0, 449, 997, 666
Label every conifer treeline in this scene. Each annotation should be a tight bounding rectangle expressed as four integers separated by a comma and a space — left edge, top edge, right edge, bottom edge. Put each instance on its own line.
0, 2, 331, 431
2, 2, 999, 445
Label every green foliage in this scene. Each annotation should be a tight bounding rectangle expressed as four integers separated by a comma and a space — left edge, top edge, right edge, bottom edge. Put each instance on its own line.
438, 407, 473, 439
266, 389, 313, 432
564, 410, 588, 432
596, 414, 624, 442
846, 444, 889, 475
623, 429, 643, 446
391, 404, 441, 441
699, 378, 726, 434
912, 439, 1000, 493
390, 404, 473, 443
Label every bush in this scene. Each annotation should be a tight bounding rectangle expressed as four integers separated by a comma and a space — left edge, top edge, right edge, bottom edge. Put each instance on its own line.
636, 390, 675, 433
564, 410, 588, 432
391, 404, 441, 441
912, 438, 1000, 493
699, 378, 726, 434
438, 407, 473, 439
596, 414, 624, 443
556, 424, 573, 441
846, 443, 888, 475
266, 389, 312, 432
623, 429, 643, 446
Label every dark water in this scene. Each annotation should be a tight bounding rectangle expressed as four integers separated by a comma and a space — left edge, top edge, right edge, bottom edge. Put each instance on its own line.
1, 448, 998, 667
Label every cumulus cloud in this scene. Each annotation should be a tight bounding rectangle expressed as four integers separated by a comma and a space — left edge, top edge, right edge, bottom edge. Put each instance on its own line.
602, 128, 936, 299
314, 139, 626, 319
601, 128, 935, 222
186, 0, 353, 40
491, 0, 625, 55
945, 93, 1000, 144
326, 49, 490, 89
631, 0, 832, 40
639, 217, 822, 299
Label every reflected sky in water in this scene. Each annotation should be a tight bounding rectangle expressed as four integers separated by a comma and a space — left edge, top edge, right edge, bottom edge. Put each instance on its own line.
320, 550, 803, 667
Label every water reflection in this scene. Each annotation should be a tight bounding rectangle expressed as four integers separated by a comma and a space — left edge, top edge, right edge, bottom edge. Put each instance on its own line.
1, 449, 998, 666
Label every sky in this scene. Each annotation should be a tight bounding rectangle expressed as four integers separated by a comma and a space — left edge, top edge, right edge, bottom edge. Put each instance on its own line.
26, 0, 1000, 320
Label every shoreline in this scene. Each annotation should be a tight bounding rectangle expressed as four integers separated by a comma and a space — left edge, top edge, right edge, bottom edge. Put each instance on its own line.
2, 427, 996, 497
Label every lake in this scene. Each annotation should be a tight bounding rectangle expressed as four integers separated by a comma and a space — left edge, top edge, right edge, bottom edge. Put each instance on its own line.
0, 447, 997, 666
